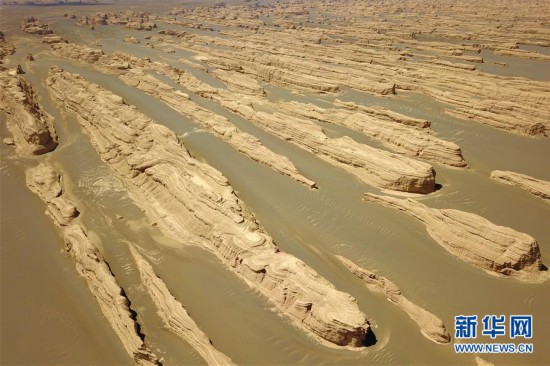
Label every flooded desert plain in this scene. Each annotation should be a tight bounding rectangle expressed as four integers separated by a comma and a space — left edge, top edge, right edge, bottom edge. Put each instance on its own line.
1, 0, 549, 365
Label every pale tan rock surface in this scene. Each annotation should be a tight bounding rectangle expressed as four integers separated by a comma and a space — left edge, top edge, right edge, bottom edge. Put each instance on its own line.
49, 42, 316, 188
336, 255, 450, 344
20, 17, 53, 35
363, 193, 548, 282
25, 163, 160, 365
277, 100, 467, 168
148, 3, 550, 137
491, 170, 550, 204
0, 72, 58, 155
210, 68, 266, 95
117, 68, 316, 188
0, 31, 16, 63
64, 226, 161, 366
475, 356, 496, 366
26, 164, 78, 226
46, 66, 370, 348
99, 51, 438, 193
223, 102, 437, 193
129, 247, 235, 365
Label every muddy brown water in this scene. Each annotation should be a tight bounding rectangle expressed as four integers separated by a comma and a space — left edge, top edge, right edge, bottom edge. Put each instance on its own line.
1, 5, 550, 366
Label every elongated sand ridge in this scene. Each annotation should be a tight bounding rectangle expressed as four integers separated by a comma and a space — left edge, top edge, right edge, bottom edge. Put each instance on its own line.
46, 66, 370, 347
363, 193, 548, 282
48, 42, 438, 193
129, 247, 235, 365
47, 42, 316, 188
491, 170, 550, 204
336, 255, 450, 344
25, 163, 160, 366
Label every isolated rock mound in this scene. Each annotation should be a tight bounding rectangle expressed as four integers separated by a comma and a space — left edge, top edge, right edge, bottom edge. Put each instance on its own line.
20, 17, 53, 35
363, 193, 548, 282
46, 66, 370, 348
0, 73, 57, 155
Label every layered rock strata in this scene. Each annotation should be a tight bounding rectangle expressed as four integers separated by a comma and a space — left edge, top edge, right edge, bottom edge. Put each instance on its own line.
46, 66, 370, 348
363, 193, 548, 282
20, 17, 53, 35
148, 5, 550, 137
277, 100, 467, 168
224, 103, 437, 193
49, 42, 315, 188
0, 72, 57, 155
336, 255, 450, 344
25, 163, 160, 365
50, 42, 439, 193
118, 69, 315, 188
491, 171, 550, 204
129, 247, 235, 365
129, 56, 438, 194
26, 163, 78, 226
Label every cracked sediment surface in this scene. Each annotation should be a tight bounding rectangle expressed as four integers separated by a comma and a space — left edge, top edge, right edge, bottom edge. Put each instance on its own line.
336, 255, 450, 345
364, 193, 548, 283
491, 170, 550, 204
46, 66, 370, 347
25, 163, 160, 366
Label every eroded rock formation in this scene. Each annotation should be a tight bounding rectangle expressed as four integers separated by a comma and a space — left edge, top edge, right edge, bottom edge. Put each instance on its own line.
491, 170, 550, 204
363, 193, 548, 282
64, 226, 161, 366
25, 163, 160, 365
20, 17, 53, 35
49, 42, 316, 188
277, 100, 467, 168
46, 66, 370, 348
26, 163, 78, 226
129, 247, 235, 365
336, 255, 450, 344
0, 72, 57, 155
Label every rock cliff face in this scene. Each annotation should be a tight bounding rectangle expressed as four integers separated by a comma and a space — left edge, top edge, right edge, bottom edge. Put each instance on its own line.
363, 193, 548, 283
0, 73, 57, 155
64, 226, 160, 366
0, 31, 15, 63
129, 247, 235, 365
46, 66, 370, 348
146, 4, 550, 138
490, 170, 550, 204
336, 255, 451, 344
25, 163, 160, 366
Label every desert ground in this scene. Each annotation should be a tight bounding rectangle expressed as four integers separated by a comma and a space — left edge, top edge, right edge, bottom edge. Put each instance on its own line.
1, 0, 549, 365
